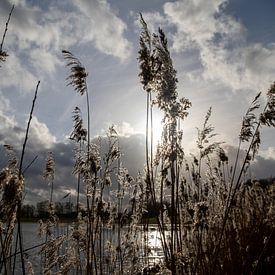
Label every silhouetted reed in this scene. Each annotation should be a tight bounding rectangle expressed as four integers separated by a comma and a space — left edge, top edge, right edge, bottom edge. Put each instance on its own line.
0, 9, 274, 275
138, 15, 274, 275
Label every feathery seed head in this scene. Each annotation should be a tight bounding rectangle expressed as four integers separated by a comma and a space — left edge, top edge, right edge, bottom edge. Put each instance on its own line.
70, 107, 87, 142
260, 82, 275, 127
0, 50, 8, 64
240, 92, 261, 142
62, 50, 88, 95
43, 151, 55, 182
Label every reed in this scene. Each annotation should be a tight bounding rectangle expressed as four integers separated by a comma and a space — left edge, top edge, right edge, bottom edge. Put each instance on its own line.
0, 9, 274, 275
138, 16, 275, 274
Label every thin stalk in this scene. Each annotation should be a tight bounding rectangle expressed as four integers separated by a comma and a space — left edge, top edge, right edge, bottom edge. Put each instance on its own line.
75, 142, 82, 274
117, 154, 123, 274
18, 81, 40, 181
228, 139, 242, 194
252, 228, 274, 275
12, 228, 19, 275
148, 93, 172, 267
16, 80, 40, 275
7, 242, 46, 260
83, 78, 92, 273
90, 170, 99, 275
85, 80, 91, 154
145, 92, 150, 189
193, 229, 203, 275
76, 142, 82, 215
0, 5, 14, 52
175, 121, 182, 256
50, 180, 54, 204
76, 174, 81, 215
86, 193, 92, 273
212, 104, 267, 273
0, 234, 8, 274
96, 137, 114, 274
144, 91, 150, 270
198, 152, 202, 200
222, 162, 226, 184
149, 92, 155, 202
22, 155, 38, 175
158, 160, 170, 263
0, 216, 14, 273
170, 159, 176, 273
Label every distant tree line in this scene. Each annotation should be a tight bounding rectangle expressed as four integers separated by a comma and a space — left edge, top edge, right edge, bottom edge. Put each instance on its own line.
19, 199, 162, 221
20, 177, 274, 220
20, 200, 75, 219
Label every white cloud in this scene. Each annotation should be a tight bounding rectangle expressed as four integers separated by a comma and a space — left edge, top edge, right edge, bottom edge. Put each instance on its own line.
161, 0, 275, 92
3, 1, 78, 51
101, 122, 137, 137
73, 0, 132, 61
0, 54, 37, 91
0, 94, 11, 113
4, 0, 132, 60
98, 121, 139, 138
0, 0, 132, 91
30, 48, 62, 75
259, 147, 275, 160
29, 116, 56, 149
164, 0, 229, 45
0, 110, 56, 149
115, 121, 137, 137
0, 113, 25, 147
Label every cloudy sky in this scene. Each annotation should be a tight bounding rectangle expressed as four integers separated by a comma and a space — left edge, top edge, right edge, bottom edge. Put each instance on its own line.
1, 0, 275, 204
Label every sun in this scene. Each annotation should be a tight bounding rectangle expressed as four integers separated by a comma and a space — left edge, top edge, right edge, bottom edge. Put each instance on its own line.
146, 110, 164, 151
151, 112, 163, 145
134, 108, 164, 150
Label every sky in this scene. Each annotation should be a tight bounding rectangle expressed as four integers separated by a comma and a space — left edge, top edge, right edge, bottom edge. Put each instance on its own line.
0, 0, 275, 204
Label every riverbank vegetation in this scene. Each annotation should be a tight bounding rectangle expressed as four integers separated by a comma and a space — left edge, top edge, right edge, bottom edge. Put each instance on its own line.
0, 7, 274, 275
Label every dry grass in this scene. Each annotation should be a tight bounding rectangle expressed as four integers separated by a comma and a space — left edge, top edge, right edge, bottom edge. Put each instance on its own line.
0, 10, 274, 275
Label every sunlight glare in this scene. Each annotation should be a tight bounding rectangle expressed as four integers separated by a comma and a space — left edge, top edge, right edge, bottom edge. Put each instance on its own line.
151, 111, 163, 147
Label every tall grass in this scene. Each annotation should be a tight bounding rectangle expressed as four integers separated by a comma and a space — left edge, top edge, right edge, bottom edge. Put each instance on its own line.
0, 79, 40, 275
137, 15, 274, 275
0, 9, 274, 275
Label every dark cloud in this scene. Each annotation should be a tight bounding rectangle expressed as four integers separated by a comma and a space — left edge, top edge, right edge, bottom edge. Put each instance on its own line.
1, 138, 275, 205
1, 108, 274, 205
251, 155, 275, 179
0, 132, 146, 204
220, 144, 275, 180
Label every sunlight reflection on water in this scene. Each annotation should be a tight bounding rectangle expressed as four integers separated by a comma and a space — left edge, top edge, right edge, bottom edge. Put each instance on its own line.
145, 226, 165, 265
14, 223, 166, 274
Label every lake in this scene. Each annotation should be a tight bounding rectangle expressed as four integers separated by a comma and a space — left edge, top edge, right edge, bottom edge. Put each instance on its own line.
11, 222, 165, 274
